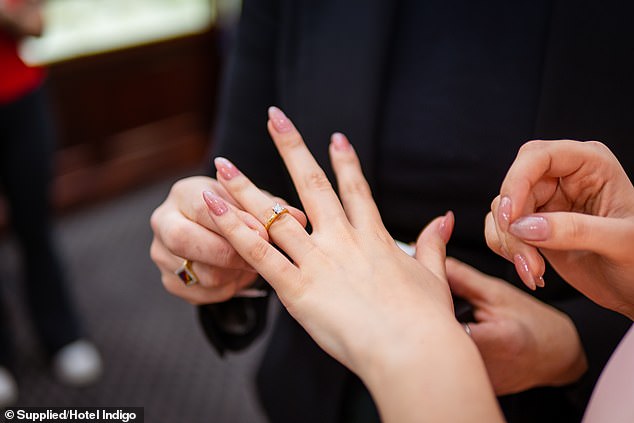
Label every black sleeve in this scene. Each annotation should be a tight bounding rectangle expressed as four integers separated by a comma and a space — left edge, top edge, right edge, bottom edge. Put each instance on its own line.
553, 295, 631, 411
198, 279, 271, 356
196, 0, 291, 355
211, 0, 290, 194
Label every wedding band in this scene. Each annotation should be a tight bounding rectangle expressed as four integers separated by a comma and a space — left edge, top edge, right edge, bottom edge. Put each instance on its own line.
264, 203, 289, 231
462, 322, 472, 337
175, 259, 199, 286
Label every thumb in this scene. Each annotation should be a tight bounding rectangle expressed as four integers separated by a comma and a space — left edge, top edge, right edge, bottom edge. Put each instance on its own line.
415, 211, 454, 279
508, 212, 634, 262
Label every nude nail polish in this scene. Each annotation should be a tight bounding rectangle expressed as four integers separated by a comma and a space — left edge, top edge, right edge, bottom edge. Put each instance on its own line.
509, 216, 549, 241
513, 254, 537, 290
498, 196, 512, 231
439, 210, 455, 244
331, 132, 352, 152
202, 191, 228, 216
536, 275, 546, 288
268, 106, 293, 133
214, 157, 240, 180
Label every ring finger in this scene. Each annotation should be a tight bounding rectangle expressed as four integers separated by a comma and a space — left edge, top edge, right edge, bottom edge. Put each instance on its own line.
213, 157, 316, 265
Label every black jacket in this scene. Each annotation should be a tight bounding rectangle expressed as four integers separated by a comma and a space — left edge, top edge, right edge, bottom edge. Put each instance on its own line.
201, 1, 634, 422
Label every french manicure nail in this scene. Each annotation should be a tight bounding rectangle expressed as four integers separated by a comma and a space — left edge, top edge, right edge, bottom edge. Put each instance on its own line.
509, 216, 550, 241
268, 106, 293, 133
202, 191, 228, 216
214, 157, 240, 180
498, 196, 512, 231
513, 254, 537, 291
331, 132, 352, 152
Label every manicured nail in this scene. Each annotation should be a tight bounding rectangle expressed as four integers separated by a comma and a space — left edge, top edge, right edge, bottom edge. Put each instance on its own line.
331, 132, 352, 152
536, 275, 546, 288
509, 216, 549, 241
439, 210, 454, 244
268, 106, 293, 133
513, 254, 537, 290
214, 157, 240, 180
202, 191, 228, 216
498, 196, 512, 231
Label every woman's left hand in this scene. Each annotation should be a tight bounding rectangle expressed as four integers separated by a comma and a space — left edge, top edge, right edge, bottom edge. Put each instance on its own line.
199, 107, 502, 423
202, 107, 456, 373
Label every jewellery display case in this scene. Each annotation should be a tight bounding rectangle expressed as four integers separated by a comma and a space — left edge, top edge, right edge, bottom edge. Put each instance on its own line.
18, 0, 220, 212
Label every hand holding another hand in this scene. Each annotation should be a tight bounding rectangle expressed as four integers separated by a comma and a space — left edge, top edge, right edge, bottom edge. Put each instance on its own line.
150, 175, 305, 304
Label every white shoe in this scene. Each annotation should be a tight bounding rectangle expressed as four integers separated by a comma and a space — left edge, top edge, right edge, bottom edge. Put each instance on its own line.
52, 340, 103, 387
0, 367, 18, 407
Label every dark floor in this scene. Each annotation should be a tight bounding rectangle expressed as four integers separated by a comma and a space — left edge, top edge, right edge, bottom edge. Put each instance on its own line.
0, 172, 272, 423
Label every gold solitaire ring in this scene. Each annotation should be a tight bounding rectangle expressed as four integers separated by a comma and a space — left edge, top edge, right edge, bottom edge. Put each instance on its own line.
264, 203, 289, 232
175, 259, 198, 286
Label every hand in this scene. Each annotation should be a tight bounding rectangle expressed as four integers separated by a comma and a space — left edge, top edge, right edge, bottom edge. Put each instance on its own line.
150, 175, 305, 304
199, 107, 502, 423
486, 140, 634, 318
446, 257, 588, 395
0, 0, 43, 37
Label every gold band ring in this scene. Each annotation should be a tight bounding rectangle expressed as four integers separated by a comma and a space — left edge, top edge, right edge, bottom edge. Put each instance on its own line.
264, 203, 289, 231
175, 259, 199, 286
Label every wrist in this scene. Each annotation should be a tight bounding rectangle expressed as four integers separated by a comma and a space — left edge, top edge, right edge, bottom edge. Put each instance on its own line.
537, 310, 588, 388
358, 319, 502, 423
359, 318, 467, 386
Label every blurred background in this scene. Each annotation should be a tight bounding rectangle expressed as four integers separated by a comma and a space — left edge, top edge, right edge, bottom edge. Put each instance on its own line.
0, 0, 270, 421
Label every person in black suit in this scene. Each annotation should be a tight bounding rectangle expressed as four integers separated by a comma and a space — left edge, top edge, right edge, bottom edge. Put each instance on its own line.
150, 1, 634, 421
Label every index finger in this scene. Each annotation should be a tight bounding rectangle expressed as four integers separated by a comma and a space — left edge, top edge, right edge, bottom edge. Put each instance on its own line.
500, 140, 613, 221
267, 107, 347, 231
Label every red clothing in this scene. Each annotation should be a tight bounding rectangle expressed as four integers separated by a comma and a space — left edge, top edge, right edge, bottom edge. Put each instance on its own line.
0, 28, 44, 105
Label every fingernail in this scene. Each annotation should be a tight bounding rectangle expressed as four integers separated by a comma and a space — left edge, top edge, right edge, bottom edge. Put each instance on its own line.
268, 106, 293, 133
331, 132, 352, 152
439, 210, 454, 244
498, 196, 512, 231
536, 275, 546, 288
513, 254, 537, 290
202, 191, 228, 216
214, 157, 240, 180
509, 216, 550, 241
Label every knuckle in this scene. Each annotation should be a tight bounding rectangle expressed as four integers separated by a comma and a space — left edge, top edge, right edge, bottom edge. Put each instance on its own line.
585, 140, 614, 160
344, 178, 372, 198
567, 214, 587, 243
191, 198, 210, 225
149, 239, 163, 264
248, 239, 270, 263
490, 195, 500, 211
162, 220, 190, 255
304, 171, 332, 192
485, 230, 501, 252
170, 178, 189, 197
149, 207, 164, 233
585, 140, 608, 152
278, 133, 303, 149
519, 140, 543, 154
213, 242, 239, 267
